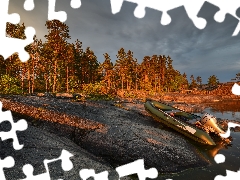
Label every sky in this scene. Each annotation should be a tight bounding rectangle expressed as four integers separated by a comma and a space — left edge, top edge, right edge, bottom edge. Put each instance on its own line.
8, 0, 240, 84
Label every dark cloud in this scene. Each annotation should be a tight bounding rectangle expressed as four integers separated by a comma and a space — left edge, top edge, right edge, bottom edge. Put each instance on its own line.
8, 0, 240, 83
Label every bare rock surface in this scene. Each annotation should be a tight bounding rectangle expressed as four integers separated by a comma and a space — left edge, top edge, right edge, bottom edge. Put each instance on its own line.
0, 123, 121, 180
80, 123, 208, 173
0, 95, 210, 175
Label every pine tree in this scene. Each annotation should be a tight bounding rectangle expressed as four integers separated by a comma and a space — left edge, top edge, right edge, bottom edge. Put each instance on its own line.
5, 22, 27, 92
207, 75, 219, 86
196, 76, 202, 87
189, 75, 198, 89
159, 55, 167, 87
165, 56, 175, 92
0, 56, 6, 76
40, 42, 54, 92
25, 36, 42, 93
182, 72, 189, 90
100, 53, 114, 90
115, 48, 128, 91
73, 39, 84, 89
232, 72, 240, 82
139, 56, 152, 91
132, 58, 139, 91
65, 43, 75, 92
125, 50, 136, 90
44, 20, 71, 93
84, 47, 99, 84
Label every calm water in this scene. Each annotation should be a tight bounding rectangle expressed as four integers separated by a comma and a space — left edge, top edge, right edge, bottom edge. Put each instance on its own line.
158, 100, 240, 180
202, 101, 240, 121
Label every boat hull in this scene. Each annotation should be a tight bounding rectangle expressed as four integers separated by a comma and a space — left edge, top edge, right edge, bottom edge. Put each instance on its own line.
144, 100, 216, 146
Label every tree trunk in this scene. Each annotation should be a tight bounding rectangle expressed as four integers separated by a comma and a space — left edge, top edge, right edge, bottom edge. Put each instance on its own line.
21, 68, 24, 93
158, 78, 161, 93
44, 74, 48, 92
154, 75, 157, 92
53, 59, 57, 93
107, 77, 111, 89
66, 65, 69, 93
31, 54, 35, 94
135, 79, 137, 91
28, 68, 30, 94
121, 76, 124, 92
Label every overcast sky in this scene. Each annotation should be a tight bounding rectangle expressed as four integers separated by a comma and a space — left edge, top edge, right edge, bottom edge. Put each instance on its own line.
9, 0, 240, 83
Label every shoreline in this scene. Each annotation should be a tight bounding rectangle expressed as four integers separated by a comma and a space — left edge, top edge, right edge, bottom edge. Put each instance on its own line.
0, 95, 213, 176
0, 94, 239, 179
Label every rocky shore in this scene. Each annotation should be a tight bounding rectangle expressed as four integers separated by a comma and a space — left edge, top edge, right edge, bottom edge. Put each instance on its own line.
0, 94, 235, 179
159, 93, 240, 103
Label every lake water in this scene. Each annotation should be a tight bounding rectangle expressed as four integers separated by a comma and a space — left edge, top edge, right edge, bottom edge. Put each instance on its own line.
158, 100, 240, 180
201, 101, 240, 121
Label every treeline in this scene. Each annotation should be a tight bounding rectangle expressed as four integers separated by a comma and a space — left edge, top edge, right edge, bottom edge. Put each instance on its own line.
0, 20, 219, 96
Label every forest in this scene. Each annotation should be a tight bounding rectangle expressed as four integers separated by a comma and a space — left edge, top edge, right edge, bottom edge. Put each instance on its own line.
0, 20, 221, 98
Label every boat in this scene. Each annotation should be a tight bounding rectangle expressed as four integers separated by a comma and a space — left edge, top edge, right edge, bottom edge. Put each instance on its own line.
144, 100, 229, 146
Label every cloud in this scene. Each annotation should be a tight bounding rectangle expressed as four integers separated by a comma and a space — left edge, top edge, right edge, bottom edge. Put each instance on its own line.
8, 0, 240, 83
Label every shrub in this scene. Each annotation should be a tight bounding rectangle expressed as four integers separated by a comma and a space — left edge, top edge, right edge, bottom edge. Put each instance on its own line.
82, 82, 115, 101
0, 75, 22, 94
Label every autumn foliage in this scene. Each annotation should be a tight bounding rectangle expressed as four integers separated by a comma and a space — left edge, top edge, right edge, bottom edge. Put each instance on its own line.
0, 20, 232, 99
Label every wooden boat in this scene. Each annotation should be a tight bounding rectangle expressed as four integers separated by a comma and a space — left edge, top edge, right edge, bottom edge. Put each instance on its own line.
144, 100, 227, 146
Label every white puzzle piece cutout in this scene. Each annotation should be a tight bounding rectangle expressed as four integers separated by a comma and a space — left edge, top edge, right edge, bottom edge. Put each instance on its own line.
21, 149, 74, 180
79, 169, 109, 180
0, 0, 35, 62
232, 83, 240, 96
0, 0, 82, 62
116, 159, 158, 180
0, 102, 28, 150
110, 0, 240, 36
215, 169, 240, 180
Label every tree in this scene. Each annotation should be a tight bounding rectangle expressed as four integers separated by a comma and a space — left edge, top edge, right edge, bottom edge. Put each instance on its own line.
171, 71, 186, 92
207, 75, 219, 86
139, 56, 152, 91
231, 72, 240, 82
125, 50, 136, 90
99, 53, 114, 90
25, 35, 42, 93
236, 73, 240, 81
84, 47, 99, 84
64, 43, 75, 92
73, 39, 84, 89
132, 58, 139, 91
0, 74, 21, 94
114, 48, 128, 91
40, 42, 54, 92
196, 76, 202, 87
0, 57, 6, 76
6, 22, 26, 39
189, 75, 198, 89
44, 20, 71, 93
5, 23, 26, 84
159, 55, 167, 88
5, 23, 30, 93
165, 56, 176, 92
181, 72, 188, 90
72, 45, 99, 87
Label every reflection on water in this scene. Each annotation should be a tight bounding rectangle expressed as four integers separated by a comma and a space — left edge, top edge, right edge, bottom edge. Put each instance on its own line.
203, 101, 240, 121
158, 100, 240, 180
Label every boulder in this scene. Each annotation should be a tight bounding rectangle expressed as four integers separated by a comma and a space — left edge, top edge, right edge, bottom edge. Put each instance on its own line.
56, 93, 73, 99
37, 93, 45, 97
